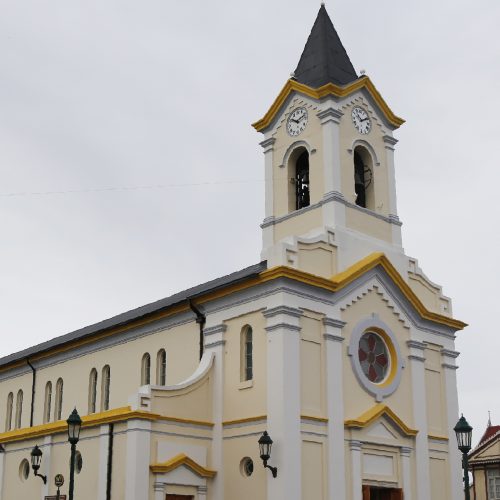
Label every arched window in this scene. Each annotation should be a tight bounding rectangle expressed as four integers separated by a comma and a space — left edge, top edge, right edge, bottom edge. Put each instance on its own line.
293, 150, 310, 210
15, 390, 23, 429
101, 365, 110, 411
141, 353, 151, 386
43, 382, 52, 424
156, 349, 166, 386
88, 369, 98, 414
55, 378, 63, 421
241, 326, 253, 382
5, 392, 13, 431
353, 146, 374, 210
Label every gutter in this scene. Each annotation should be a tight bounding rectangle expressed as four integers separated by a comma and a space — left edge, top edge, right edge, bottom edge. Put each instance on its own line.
106, 423, 114, 500
26, 359, 36, 427
188, 300, 206, 361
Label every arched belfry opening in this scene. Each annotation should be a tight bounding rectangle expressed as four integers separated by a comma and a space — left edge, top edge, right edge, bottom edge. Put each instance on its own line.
289, 147, 310, 212
353, 146, 374, 210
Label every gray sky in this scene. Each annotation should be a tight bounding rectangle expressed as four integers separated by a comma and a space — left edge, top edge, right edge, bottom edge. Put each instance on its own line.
1, 0, 499, 446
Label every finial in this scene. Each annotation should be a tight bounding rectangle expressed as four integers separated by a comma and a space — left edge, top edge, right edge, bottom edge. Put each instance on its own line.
290, 71, 296, 80
488, 410, 492, 427
360, 69, 366, 76
321, 1, 325, 5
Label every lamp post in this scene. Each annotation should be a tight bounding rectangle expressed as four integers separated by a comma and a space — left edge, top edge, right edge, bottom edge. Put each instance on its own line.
67, 408, 82, 500
258, 431, 278, 478
454, 414, 473, 500
30, 445, 47, 484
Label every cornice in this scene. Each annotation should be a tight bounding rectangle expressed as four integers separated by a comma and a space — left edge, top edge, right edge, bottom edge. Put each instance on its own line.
263, 305, 303, 318
252, 76, 405, 132
150, 453, 216, 478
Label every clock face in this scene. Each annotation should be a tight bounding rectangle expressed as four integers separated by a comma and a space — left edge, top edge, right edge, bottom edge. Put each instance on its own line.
287, 107, 308, 136
351, 106, 371, 135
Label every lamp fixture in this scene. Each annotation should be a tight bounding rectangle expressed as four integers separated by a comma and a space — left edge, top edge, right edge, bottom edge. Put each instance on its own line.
258, 431, 278, 478
454, 414, 473, 500
30, 445, 47, 484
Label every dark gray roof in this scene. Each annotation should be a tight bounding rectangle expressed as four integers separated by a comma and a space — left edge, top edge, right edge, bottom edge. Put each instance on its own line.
294, 5, 358, 88
0, 261, 267, 369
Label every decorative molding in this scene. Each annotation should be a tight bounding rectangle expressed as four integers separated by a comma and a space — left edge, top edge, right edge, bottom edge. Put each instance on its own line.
222, 415, 267, 427
260, 199, 322, 228
349, 440, 363, 451
383, 135, 399, 150
323, 191, 403, 226
263, 305, 303, 318
322, 317, 346, 329
441, 348, 460, 359
408, 355, 425, 363
150, 453, 216, 478
278, 140, 314, 168
441, 363, 459, 371
428, 434, 449, 442
203, 324, 227, 337
252, 76, 405, 132
259, 137, 276, 152
323, 334, 345, 343
204, 340, 226, 349
301, 415, 329, 424
345, 404, 418, 437
347, 139, 381, 166
265, 323, 301, 333
347, 315, 406, 402
407, 340, 426, 350
400, 446, 413, 457
317, 107, 344, 124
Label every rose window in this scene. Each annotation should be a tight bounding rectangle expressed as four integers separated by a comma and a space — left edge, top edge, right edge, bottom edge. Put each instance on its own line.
358, 332, 389, 383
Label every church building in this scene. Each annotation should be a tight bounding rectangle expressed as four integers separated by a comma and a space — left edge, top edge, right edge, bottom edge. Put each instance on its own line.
0, 6, 467, 500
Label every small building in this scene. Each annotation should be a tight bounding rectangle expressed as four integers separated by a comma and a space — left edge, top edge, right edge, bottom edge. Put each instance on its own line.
0, 5, 467, 500
468, 422, 500, 500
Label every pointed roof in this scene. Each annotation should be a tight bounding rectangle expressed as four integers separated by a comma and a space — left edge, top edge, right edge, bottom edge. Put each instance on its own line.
294, 4, 358, 88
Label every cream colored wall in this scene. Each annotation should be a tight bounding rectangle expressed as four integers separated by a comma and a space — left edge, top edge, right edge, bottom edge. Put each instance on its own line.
273, 206, 323, 243
301, 438, 326, 500
111, 427, 127, 500
345, 206, 393, 243
340, 289, 414, 426
425, 344, 447, 436
223, 311, 267, 422
472, 468, 487, 500
223, 435, 266, 500
300, 311, 325, 417
339, 99, 391, 216
429, 454, 450, 499
0, 371, 32, 431
271, 97, 324, 218
0, 320, 200, 428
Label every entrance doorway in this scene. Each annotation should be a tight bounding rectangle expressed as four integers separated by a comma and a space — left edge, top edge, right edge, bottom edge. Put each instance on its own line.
362, 485, 403, 500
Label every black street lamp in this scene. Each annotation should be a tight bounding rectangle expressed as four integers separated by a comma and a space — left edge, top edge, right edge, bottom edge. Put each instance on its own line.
67, 408, 82, 500
30, 445, 47, 484
454, 414, 473, 500
258, 431, 278, 478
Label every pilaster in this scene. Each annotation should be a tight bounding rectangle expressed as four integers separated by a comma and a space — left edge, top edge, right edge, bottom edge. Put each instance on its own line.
97, 424, 110, 500
125, 419, 151, 500
441, 348, 462, 500
154, 482, 164, 500
203, 323, 227, 500
323, 317, 346, 500
197, 485, 208, 500
318, 105, 346, 228
383, 135, 402, 248
0, 447, 5, 500
400, 446, 413, 500
260, 137, 276, 256
406, 339, 431, 500
263, 305, 302, 500
349, 440, 362, 500
42, 435, 52, 498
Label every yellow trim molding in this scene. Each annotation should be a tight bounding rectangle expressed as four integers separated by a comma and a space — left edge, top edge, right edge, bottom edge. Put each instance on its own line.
345, 404, 418, 437
0, 407, 213, 445
150, 453, 216, 478
252, 76, 405, 132
223, 415, 267, 426
428, 434, 449, 441
301, 415, 329, 423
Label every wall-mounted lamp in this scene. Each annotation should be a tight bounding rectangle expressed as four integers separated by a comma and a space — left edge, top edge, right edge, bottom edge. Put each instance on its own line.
30, 445, 47, 484
258, 431, 278, 478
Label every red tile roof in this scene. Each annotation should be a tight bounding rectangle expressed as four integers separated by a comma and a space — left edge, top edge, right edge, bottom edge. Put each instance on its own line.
479, 425, 500, 445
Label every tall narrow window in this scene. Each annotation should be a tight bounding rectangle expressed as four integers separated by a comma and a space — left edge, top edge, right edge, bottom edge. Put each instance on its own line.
141, 353, 151, 385
156, 349, 166, 386
241, 326, 253, 382
5, 392, 13, 431
353, 147, 374, 209
88, 369, 98, 414
15, 390, 23, 429
101, 365, 110, 411
43, 382, 52, 423
294, 151, 310, 210
55, 378, 63, 421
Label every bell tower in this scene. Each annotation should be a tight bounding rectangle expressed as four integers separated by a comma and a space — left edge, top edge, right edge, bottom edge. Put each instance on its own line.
254, 5, 406, 278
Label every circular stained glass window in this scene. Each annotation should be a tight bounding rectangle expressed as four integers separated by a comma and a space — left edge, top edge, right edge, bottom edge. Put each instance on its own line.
358, 332, 389, 383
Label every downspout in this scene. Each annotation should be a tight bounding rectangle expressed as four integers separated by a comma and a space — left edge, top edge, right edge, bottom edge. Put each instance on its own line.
26, 359, 36, 427
189, 300, 206, 361
106, 423, 114, 500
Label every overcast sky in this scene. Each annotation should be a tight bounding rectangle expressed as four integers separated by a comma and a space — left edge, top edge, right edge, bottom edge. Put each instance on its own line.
1, 0, 499, 446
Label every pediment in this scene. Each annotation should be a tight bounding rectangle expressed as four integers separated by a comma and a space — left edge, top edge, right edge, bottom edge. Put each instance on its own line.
471, 440, 500, 461
366, 421, 400, 440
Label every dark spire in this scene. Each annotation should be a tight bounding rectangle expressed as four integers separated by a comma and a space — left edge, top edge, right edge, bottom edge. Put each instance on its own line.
294, 5, 358, 88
